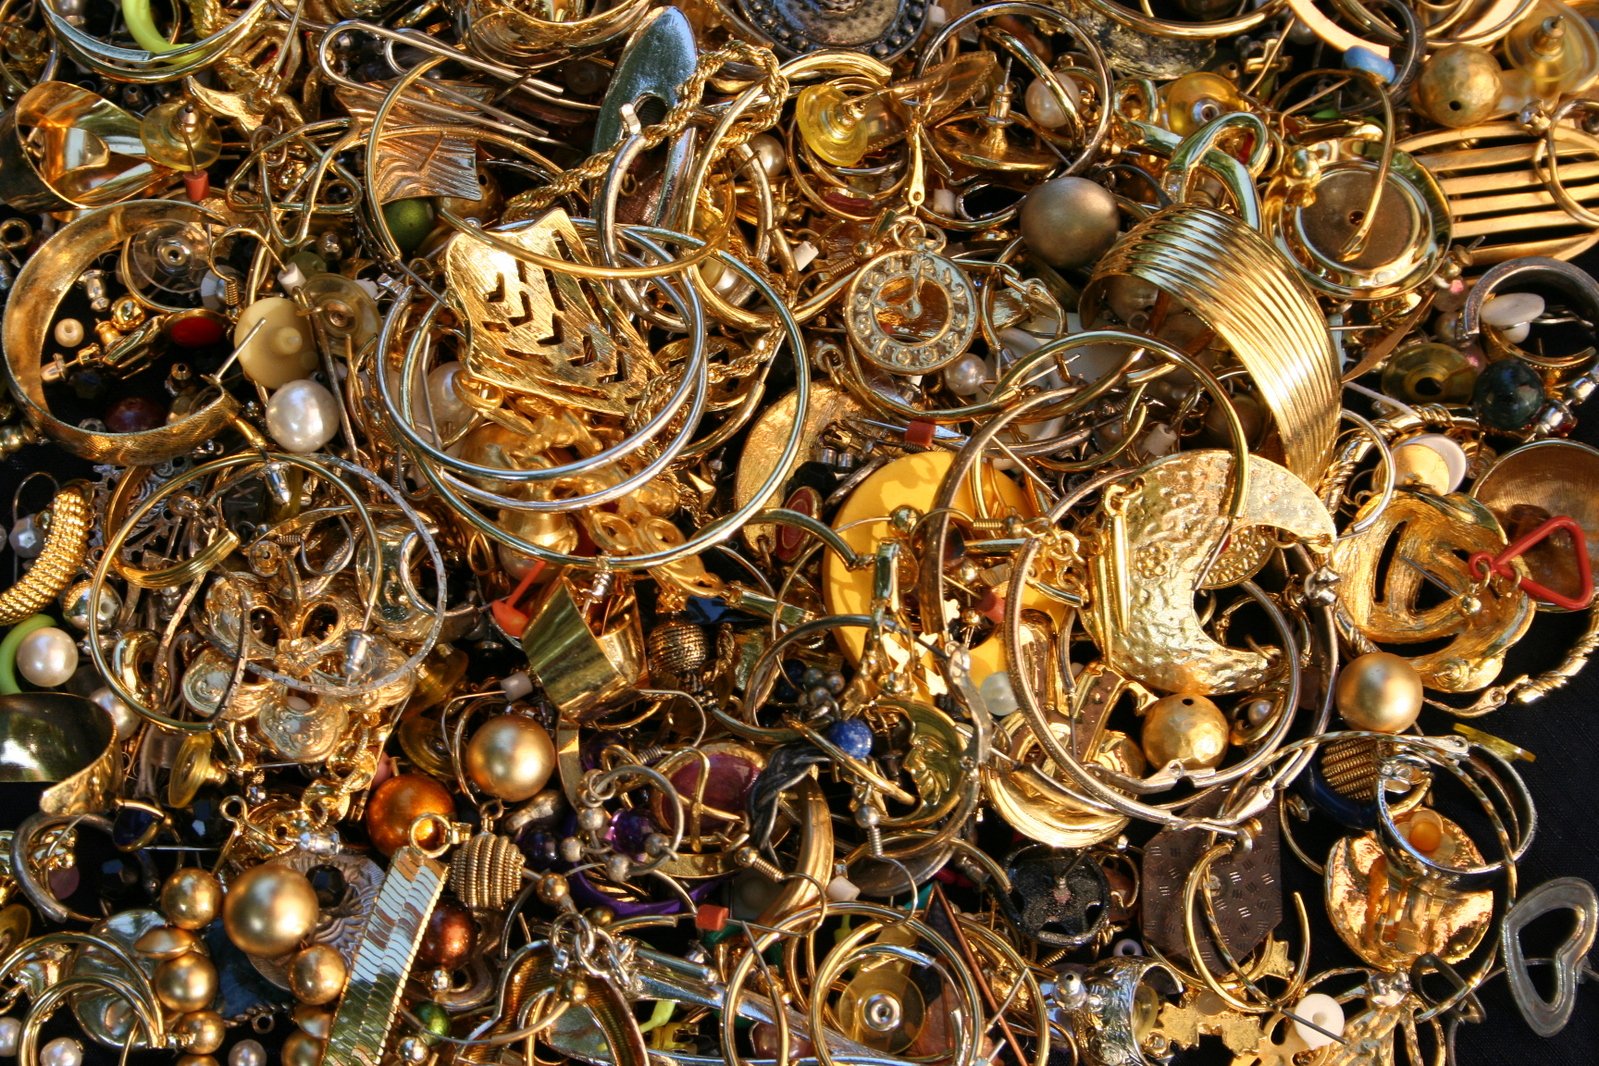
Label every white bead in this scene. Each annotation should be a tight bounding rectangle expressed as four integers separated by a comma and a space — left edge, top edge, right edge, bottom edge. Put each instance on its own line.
53, 318, 84, 347
931, 187, 957, 215
39, 1037, 81, 1066
1397, 433, 1469, 493
17, 627, 78, 688
1292, 992, 1345, 1049
229, 1039, 267, 1066
1112, 938, 1143, 956
0, 1017, 20, 1056
8, 515, 40, 559
1499, 321, 1532, 345
420, 362, 474, 436
501, 671, 534, 701
792, 240, 818, 271
979, 671, 1019, 717
235, 297, 317, 388
91, 686, 141, 740
1025, 75, 1079, 129
1481, 291, 1545, 328
826, 875, 861, 902
942, 353, 988, 397
1141, 422, 1179, 456
265, 379, 341, 453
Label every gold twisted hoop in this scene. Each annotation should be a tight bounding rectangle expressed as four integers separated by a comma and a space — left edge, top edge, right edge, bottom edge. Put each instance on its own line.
0, 486, 89, 626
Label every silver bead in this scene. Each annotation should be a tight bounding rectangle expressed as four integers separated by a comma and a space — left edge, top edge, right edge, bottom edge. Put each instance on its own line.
8, 515, 41, 559
397, 1035, 429, 1064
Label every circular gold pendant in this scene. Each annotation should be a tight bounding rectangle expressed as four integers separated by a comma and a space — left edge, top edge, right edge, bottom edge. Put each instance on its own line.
845, 249, 977, 375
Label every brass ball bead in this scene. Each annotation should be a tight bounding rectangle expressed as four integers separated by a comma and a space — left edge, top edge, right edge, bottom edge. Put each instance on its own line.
364, 773, 455, 856
222, 864, 320, 958
154, 952, 219, 1014
463, 715, 556, 803
175, 1011, 225, 1055
292, 1006, 333, 1040
1019, 176, 1122, 271
1415, 44, 1502, 128
1140, 694, 1230, 771
536, 873, 570, 906
161, 869, 223, 931
281, 1031, 325, 1066
288, 944, 348, 1006
1336, 652, 1424, 733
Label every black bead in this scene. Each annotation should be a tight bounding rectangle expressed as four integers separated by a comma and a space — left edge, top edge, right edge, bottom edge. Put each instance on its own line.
307, 863, 348, 909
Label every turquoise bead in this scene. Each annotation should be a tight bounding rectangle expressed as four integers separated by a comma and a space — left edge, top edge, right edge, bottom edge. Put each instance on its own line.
1472, 359, 1545, 430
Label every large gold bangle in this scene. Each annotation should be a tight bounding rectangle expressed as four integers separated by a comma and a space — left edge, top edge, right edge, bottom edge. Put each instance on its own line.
1081, 205, 1342, 485
0, 487, 89, 627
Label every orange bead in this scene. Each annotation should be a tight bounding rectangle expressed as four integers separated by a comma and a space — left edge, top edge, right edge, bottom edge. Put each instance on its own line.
364, 773, 454, 856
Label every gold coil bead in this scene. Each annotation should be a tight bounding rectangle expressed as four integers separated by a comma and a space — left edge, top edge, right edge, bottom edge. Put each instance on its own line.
448, 832, 527, 911
1320, 737, 1381, 802
646, 620, 711, 689
0, 487, 90, 626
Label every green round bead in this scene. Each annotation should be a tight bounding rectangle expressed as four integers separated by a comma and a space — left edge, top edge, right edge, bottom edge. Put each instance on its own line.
288, 250, 328, 277
383, 198, 436, 255
414, 1000, 451, 1042
1471, 359, 1545, 431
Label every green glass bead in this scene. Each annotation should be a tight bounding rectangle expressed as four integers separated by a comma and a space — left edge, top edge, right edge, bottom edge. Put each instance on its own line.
1380, 342, 1481, 404
1472, 359, 1545, 430
288, 250, 328, 277
383, 198, 436, 256
414, 1001, 450, 1042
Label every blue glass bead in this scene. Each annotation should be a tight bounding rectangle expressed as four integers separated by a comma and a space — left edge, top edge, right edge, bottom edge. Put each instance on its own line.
1472, 359, 1545, 430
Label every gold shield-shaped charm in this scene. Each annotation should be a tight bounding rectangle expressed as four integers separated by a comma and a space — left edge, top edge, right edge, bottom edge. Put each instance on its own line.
1329, 490, 1534, 692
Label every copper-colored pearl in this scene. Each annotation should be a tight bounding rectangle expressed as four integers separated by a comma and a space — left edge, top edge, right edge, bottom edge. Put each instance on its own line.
464, 714, 556, 802
175, 1011, 225, 1055
1140, 693, 1230, 771
417, 898, 476, 970
281, 1031, 324, 1066
222, 864, 319, 958
161, 869, 223, 931
1336, 652, 1424, 734
364, 773, 454, 856
154, 952, 218, 1013
288, 944, 348, 1006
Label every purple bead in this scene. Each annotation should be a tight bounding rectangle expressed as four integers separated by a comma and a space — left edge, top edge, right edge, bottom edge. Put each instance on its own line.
607, 809, 656, 858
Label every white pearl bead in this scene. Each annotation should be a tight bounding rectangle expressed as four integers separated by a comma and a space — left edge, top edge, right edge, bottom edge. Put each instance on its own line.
8, 515, 41, 559
1499, 321, 1532, 345
1291, 992, 1345, 1049
941, 353, 988, 397
745, 133, 786, 179
1112, 938, 1143, 956
0, 1017, 20, 1056
420, 362, 474, 435
1024, 75, 1079, 129
91, 686, 141, 740
229, 1040, 267, 1066
1481, 291, 1544, 328
265, 379, 341, 453
53, 319, 84, 348
17, 627, 78, 688
39, 1037, 82, 1066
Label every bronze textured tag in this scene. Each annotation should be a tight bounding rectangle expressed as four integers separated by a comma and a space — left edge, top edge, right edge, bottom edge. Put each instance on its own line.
1142, 792, 1282, 967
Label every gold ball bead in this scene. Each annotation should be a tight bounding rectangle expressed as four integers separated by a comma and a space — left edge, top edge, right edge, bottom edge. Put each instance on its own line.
223, 864, 320, 958
161, 869, 223, 931
288, 944, 347, 1006
176, 1057, 218, 1066
1336, 652, 1423, 733
292, 1006, 333, 1040
463, 714, 556, 802
281, 1031, 325, 1066
154, 952, 218, 1014
536, 873, 570, 906
175, 1011, 225, 1055
1140, 694, 1230, 771
134, 926, 200, 960
1415, 44, 1502, 128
